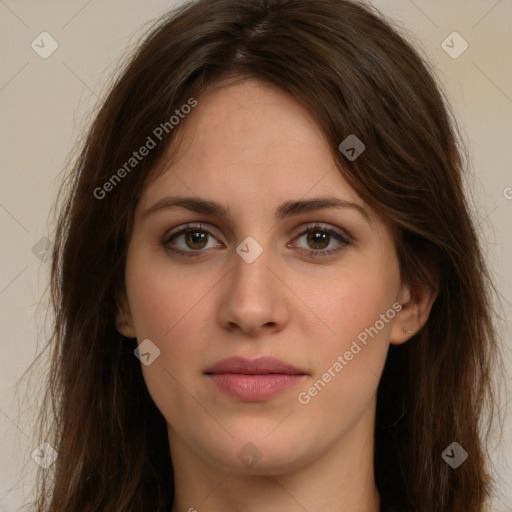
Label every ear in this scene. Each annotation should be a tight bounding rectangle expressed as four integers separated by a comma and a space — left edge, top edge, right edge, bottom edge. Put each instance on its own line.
115, 291, 136, 338
390, 280, 438, 345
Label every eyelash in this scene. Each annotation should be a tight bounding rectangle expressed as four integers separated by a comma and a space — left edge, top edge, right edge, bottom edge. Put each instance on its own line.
162, 222, 351, 259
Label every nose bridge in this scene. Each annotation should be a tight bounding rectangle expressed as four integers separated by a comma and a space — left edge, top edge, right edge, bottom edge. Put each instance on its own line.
231, 235, 274, 305
217, 233, 288, 334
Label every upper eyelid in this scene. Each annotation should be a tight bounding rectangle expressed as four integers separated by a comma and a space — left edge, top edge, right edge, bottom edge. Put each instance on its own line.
165, 222, 219, 238
295, 222, 351, 239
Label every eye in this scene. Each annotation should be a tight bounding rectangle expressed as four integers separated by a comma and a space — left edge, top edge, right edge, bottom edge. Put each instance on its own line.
163, 223, 222, 258
162, 222, 351, 260
290, 223, 350, 258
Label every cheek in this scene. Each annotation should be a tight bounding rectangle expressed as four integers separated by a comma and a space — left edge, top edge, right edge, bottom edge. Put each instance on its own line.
294, 258, 400, 412
124, 249, 218, 378
298, 258, 400, 349
125, 259, 214, 424
125, 246, 206, 336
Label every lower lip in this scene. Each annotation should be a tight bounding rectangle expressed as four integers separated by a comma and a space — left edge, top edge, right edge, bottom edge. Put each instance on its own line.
207, 373, 307, 401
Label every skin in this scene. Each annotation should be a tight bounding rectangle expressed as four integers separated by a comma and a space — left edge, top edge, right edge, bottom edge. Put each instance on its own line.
117, 78, 436, 512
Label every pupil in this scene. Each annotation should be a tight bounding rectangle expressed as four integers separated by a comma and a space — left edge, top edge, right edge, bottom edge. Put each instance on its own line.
308, 231, 329, 249
186, 231, 207, 249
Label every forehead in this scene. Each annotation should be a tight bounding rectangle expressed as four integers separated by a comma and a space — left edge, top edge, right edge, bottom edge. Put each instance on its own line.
139, 79, 363, 215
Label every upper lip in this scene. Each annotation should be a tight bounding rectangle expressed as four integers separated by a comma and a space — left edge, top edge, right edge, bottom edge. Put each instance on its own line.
204, 356, 307, 375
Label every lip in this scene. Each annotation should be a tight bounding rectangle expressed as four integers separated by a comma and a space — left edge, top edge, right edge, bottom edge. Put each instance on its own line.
204, 356, 308, 401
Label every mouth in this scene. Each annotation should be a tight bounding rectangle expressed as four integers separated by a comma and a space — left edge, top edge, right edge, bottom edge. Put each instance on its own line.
204, 356, 308, 401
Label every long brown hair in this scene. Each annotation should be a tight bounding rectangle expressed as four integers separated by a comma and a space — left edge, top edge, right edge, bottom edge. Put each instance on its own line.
31, 0, 503, 510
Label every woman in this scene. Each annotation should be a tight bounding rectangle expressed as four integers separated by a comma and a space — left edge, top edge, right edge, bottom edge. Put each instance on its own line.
34, 0, 502, 510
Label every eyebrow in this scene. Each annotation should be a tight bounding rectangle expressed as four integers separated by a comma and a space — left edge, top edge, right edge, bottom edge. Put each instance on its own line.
143, 195, 371, 223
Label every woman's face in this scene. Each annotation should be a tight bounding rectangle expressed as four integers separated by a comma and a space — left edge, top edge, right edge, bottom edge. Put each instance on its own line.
119, 78, 413, 475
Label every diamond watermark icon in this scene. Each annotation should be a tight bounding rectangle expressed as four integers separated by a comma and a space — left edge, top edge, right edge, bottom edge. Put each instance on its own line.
441, 32, 468, 59
236, 236, 263, 264
31, 32, 59, 59
31, 442, 58, 469
442, 442, 468, 468
32, 237, 52, 262
339, 134, 365, 161
237, 442, 262, 468
134, 338, 161, 366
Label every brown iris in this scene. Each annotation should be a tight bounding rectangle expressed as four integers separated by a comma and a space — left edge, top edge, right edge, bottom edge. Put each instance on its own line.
184, 230, 208, 250
307, 230, 330, 250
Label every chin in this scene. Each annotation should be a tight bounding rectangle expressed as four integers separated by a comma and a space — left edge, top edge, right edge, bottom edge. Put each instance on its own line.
203, 427, 315, 476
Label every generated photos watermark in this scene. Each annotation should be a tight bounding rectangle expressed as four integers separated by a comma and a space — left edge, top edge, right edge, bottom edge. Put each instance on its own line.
93, 97, 198, 200
442, 442, 468, 469
338, 134, 365, 161
237, 442, 263, 468
134, 338, 161, 366
31, 442, 58, 469
297, 302, 402, 405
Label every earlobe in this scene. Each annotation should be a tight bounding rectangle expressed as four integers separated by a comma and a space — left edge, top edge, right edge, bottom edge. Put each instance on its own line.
115, 293, 136, 338
390, 281, 438, 345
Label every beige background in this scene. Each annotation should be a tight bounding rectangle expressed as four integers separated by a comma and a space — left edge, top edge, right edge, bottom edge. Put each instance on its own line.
0, 0, 511, 510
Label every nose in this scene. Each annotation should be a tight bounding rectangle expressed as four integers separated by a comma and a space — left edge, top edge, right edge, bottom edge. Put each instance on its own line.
217, 241, 290, 337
